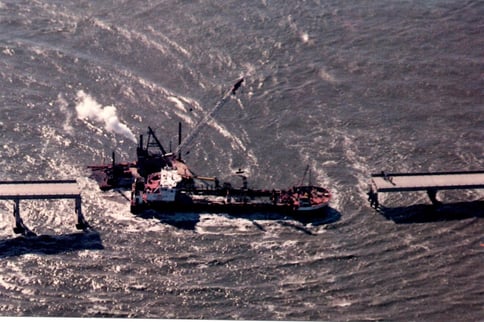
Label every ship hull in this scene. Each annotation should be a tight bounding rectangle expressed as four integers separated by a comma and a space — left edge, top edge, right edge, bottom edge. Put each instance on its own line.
130, 196, 330, 216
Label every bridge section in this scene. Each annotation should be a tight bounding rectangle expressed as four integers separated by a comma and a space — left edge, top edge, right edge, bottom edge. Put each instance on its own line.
368, 171, 484, 207
0, 180, 89, 236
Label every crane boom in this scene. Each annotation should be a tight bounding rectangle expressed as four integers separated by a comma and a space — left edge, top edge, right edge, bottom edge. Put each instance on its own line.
174, 78, 244, 156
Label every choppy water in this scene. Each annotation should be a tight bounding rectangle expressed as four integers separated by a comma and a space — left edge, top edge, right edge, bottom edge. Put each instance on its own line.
0, 0, 483, 320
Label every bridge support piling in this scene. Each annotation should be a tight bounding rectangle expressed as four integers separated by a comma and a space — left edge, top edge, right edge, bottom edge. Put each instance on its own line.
426, 188, 442, 206
12, 198, 35, 236
75, 196, 90, 230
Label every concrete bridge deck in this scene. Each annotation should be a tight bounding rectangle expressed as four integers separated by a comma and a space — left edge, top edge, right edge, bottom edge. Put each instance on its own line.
371, 171, 484, 192
0, 180, 81, 199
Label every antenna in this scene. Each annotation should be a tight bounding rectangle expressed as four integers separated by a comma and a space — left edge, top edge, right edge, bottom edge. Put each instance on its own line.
299, 165, 311, 186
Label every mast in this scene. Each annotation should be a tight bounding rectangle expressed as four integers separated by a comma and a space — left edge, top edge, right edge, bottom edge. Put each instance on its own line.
299, 165, 311, 186
147, 126, 167, 155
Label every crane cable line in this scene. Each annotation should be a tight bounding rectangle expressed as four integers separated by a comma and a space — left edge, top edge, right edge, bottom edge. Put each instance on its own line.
174, 78, 244, 156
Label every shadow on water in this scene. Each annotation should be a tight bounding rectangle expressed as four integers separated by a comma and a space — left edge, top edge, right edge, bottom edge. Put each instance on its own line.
137, 206, 342, 234
379, 200, 483, 224
0, 231, 104, 258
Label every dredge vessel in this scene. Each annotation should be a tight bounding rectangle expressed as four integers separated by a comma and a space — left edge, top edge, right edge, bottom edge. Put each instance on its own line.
89, 79, 331, 216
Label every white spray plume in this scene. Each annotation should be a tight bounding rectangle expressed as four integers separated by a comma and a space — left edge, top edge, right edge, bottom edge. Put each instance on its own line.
56, 93, 74, 134
75, 90, 137, 143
